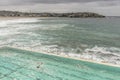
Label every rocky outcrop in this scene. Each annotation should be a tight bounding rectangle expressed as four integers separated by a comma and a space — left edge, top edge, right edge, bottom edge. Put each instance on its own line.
0, 11, 105, 18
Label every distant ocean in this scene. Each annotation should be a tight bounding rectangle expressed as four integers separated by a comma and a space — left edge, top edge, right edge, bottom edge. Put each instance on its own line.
0, 17, 120, 65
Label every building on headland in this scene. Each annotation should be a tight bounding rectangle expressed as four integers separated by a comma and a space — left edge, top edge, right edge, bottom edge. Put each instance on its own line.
0, 11, 105, 18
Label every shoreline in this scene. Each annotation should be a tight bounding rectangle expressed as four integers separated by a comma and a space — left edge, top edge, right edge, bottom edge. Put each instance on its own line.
6, 46, 120, 68
0, 17, 119, 68
0, 17, 47, 20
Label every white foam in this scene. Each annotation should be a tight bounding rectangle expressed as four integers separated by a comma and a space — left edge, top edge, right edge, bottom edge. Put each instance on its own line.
0, 18, 39, 27
33, 24, 68, 30
4, 44, 120, 66
35, 45, 120, 65
0, 18, 120, 66
0, 18, 40, 36
81, 46, 120, 64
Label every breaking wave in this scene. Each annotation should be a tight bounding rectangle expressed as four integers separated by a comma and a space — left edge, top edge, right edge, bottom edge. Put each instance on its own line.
5, 44, 120, 65
0, 18, 40, 36
0, 18, 120, 66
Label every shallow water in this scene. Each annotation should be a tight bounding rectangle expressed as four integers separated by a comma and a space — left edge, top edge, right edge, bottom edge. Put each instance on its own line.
0, 47, 120, 80
0, 17, 120, 65
0, 18, 120, 79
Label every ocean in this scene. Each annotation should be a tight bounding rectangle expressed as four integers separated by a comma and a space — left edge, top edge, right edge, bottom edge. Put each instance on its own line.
0, 17, 120, 80
0, 17, 120, 65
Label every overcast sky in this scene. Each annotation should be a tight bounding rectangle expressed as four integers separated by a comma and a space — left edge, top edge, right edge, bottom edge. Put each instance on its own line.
0, 0, 120, 16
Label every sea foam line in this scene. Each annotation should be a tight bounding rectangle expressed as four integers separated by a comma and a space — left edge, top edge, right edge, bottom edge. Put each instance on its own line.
3, 45, 120, 68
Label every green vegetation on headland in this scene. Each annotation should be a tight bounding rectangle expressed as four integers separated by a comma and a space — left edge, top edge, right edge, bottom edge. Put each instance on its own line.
0, 11, 105, 18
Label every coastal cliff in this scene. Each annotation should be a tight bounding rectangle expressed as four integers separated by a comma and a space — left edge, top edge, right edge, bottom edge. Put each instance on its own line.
0, 11, 105, 18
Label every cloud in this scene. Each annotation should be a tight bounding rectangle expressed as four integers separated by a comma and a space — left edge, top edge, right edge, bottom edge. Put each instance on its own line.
0, 0, 119, 5
0, 0, 120, 16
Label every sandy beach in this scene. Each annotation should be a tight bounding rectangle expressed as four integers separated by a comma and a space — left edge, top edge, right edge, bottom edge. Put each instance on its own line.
0, 17, 48, 20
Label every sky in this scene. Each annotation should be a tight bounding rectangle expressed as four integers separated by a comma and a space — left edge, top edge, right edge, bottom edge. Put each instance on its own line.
0, 0, 120, 16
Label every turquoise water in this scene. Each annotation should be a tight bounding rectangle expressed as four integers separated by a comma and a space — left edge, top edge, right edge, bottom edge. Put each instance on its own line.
0, 47, 120, 80
0, 18, 120, 65
0, 18, 120, 79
